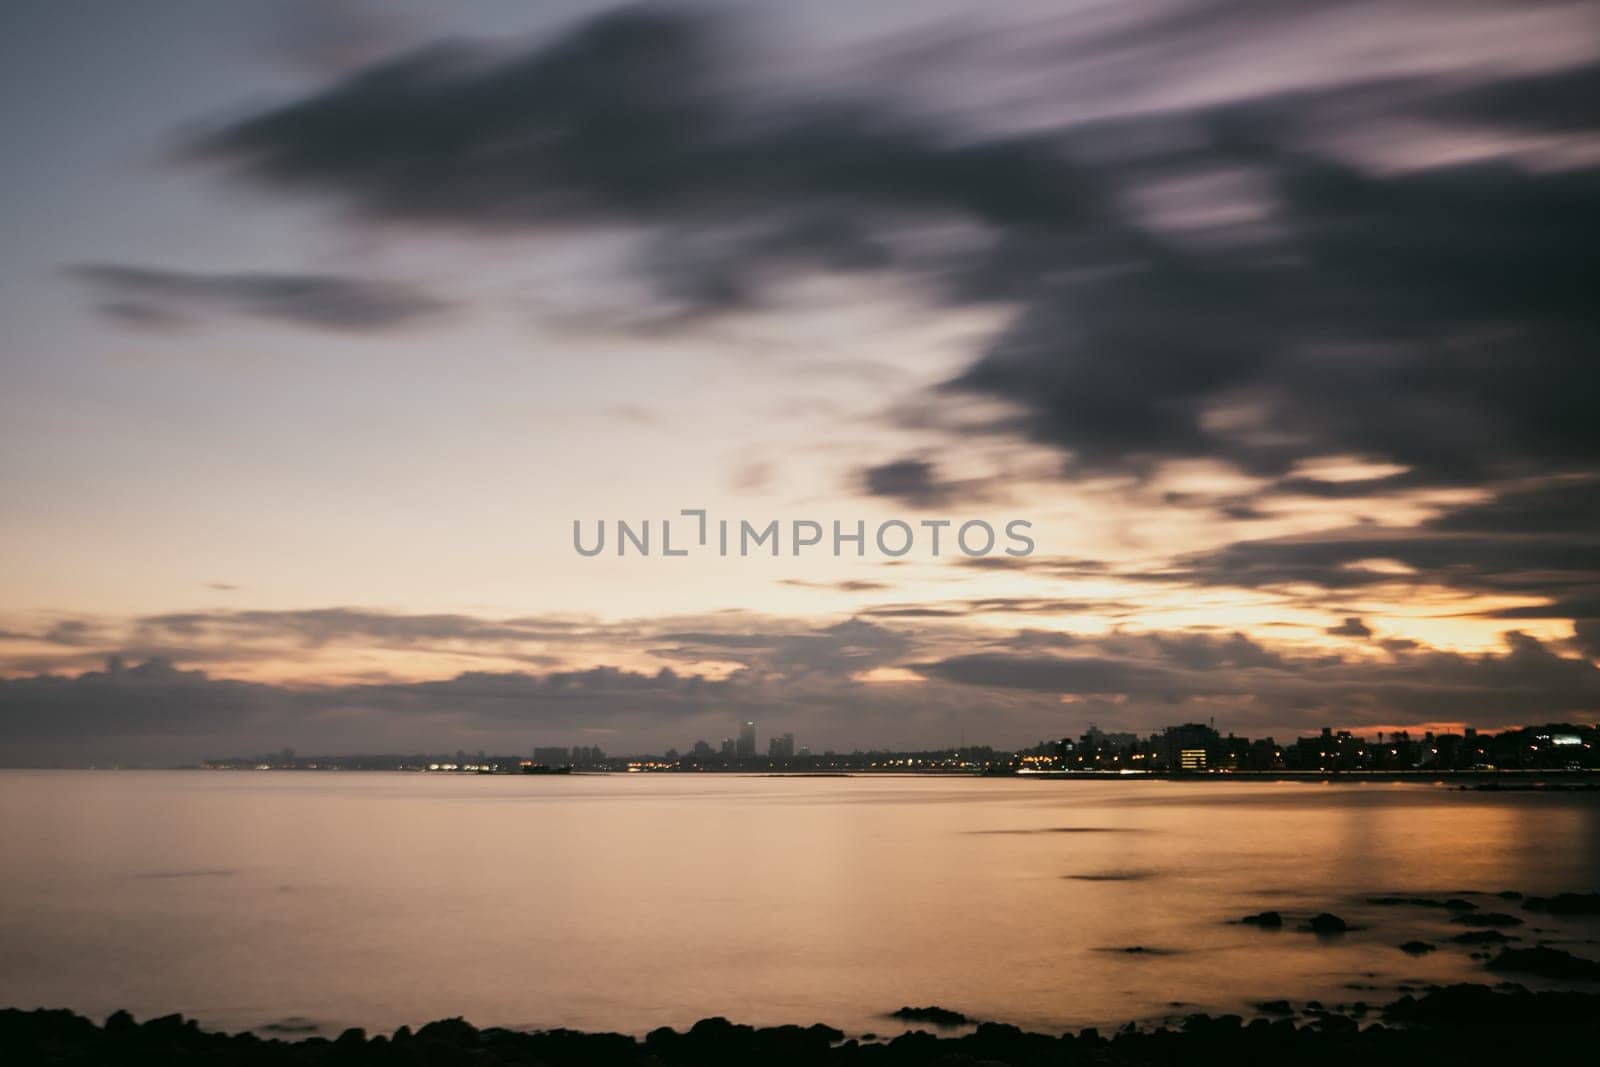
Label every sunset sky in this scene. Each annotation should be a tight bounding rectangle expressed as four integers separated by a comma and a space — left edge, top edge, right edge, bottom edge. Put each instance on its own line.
3, 0, 1599, 763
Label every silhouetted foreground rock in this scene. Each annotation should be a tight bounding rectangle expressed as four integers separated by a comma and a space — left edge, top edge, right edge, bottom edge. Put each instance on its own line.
8, 989, 1600, 1066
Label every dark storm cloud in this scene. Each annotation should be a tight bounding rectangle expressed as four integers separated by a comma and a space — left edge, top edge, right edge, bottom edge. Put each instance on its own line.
5, 611, 1599, 764
185, 5, 1600, 488
860, 458, 975, 508
15, 614, 1600, 764
1174, 478, 1600, 648
186, 8, 1100, 235
1327, 617, 1373, 639
179, 5, 1108, 326
912, 627, 1600, 728
156, 3, 1600, 664
1418, 60, 1600, 133
71, 264, 451, 332
0, 656, 727, 762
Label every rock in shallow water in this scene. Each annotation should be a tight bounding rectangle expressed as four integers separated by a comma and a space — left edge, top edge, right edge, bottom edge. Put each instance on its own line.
1488, 947, 1600, 980
1452, 929, 1516, 945
1523, 892, 1600, 915
890, 1006, 969, 1026
1239, 910, 1283, 927
1453, 912, 1524, 928
1307, 913, 1349, 934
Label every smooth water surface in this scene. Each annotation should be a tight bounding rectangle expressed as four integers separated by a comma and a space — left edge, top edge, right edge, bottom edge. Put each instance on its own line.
2, 771, 1597, 1036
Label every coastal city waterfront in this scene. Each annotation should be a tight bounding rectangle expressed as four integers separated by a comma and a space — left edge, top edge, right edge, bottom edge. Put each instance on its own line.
196, 719, 1600, 777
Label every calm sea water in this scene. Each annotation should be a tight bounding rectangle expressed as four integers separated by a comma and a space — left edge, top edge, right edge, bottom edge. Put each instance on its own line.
1, 771, 1597, 1037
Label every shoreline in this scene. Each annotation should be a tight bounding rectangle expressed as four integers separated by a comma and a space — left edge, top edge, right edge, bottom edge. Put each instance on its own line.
8, 766, 1600, 784
8, 985, 1600, 1065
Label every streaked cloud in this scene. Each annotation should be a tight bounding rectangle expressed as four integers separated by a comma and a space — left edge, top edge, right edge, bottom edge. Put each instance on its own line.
71, 264, 452, 332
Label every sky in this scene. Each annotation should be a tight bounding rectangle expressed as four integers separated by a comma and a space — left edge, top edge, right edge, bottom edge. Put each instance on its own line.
2, 0, 1599, 764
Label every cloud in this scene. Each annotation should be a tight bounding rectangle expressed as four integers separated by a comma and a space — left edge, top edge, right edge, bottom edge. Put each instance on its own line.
859, 458, 983, 508
1326, 617, 1374, 638
171, 3, 1600, 657
780, 579, 892, 593
912, 628, 1600, 729
5, 607, 1598, 764
861, 597, 1132, 619
183, 4, 1600, 484
71, 264, 451, 332
132, 607, 579, 648
1171, 477, 1600, 644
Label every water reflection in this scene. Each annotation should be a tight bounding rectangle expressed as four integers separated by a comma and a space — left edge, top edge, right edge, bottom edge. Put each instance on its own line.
0, 771, 1595, 1037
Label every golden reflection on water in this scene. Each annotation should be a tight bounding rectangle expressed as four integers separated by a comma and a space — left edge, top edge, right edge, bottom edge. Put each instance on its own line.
0, 772, 1596, 1037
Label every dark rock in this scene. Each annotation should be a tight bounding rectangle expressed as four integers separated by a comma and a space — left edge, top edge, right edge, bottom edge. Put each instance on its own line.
1239, 910, 1283, 927
1308, 913, 1349, 934
1452, 912, 1524, 927
1523, 892, 1600, 915
1400, 941, 1437, 955
1488, 947, 1600, 980
142, 1013, 194, 1035
1498, 890, 1524, 900
890, 1005, 969, 1027
14, 990, 1600, 1067
263, 1017, 320, 1035
1451, 929, 1516, 944
1366, 896, 1476, 911
415, 1016, 479, 1046
1253, 1000, 1293, 1015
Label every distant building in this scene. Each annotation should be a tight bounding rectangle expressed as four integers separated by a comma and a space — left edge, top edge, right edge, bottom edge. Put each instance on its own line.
1162, 722, 1221, 771
721, 737, 737, 757
1247, 737, 1282, 771
736, 720, 757, 758
769, 732, 795, 759
532, 746, 571, 766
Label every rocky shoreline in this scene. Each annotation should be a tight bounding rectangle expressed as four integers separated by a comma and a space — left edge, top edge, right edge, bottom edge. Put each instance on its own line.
6, 985, 1600, 1066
